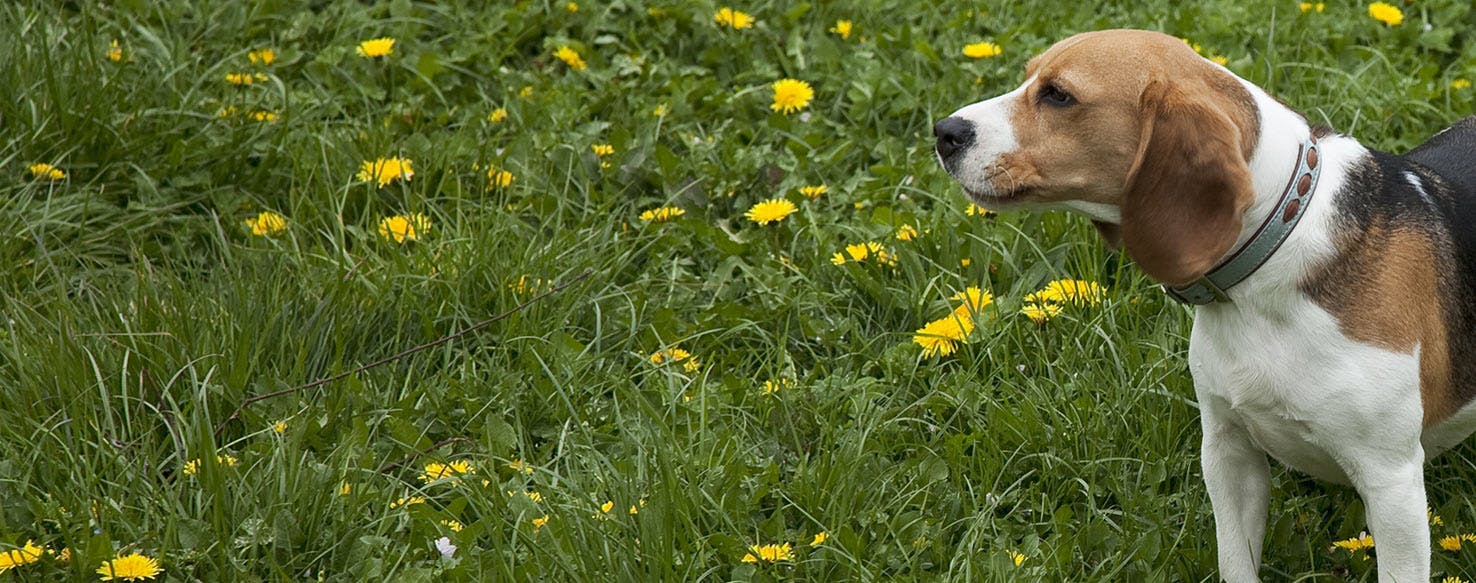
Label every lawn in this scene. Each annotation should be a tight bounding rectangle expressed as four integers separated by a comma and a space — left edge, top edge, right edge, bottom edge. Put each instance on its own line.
1, 0, 1474, 580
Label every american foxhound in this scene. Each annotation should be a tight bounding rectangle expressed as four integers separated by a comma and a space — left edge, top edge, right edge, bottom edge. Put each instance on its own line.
935, 29, 1476, 582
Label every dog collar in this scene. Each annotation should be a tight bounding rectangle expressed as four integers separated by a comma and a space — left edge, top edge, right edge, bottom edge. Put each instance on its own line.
1164, 134, 1322, 305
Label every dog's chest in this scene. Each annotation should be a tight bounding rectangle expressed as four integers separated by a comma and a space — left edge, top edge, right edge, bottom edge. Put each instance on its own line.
1189, 298, 1424, 483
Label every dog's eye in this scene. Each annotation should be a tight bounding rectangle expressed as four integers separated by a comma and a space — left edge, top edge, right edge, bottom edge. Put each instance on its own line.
1039, 83, 1076, 107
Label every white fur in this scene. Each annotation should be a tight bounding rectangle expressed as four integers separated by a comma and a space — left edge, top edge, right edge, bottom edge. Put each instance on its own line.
942, 76, 1033, 198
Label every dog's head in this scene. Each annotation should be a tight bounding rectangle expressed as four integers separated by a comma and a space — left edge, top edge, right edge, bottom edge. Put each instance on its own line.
935, 29, 1262, 286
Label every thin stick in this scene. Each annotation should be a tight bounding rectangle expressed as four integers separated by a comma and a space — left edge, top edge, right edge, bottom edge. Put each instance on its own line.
214, 269, 593, 436
377, 437, 473, 473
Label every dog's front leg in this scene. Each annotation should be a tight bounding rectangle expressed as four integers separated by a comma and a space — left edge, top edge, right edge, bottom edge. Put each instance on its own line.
1199, 394, 1269, 583
1348, 452, 1429, 583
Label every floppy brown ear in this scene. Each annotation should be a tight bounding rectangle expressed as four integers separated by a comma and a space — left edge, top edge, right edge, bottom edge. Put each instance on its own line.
1120, 80, 1255, 287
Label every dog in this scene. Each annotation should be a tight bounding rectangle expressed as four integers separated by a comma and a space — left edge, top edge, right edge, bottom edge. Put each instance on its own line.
934, 29, 1476, 581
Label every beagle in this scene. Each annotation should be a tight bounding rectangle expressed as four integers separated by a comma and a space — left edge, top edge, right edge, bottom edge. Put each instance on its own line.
935, 29, 1476, 581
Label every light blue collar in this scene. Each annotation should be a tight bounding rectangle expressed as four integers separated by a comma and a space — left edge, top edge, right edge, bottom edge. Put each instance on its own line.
1165, 135, 1322, 305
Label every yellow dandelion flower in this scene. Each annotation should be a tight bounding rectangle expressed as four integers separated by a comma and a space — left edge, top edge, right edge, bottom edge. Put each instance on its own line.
914, 315, 971, 358
244, 210, 286, 237
830, 20, 852, 40
531, 515, 550, 530
1430, 507, 1444, 526
629, 499, 644, 514
714, 8, 755, 30
1021, 302, 1063, 324
108, 40, 123, 62
1368, 2, 1403, 26
965, 204, 994, 217
251, 110, 277, 122
339, 482, 352, 495
272, 420, 287, 433
653, 103, 668, 117
356, 37, 396, 58
799, 184, 828, 199
1443, 577, 1468, 583
741, 543, 793, 563
182, 454, 237, 476
488, 108, 509, 122
567, 2, 579, 12
1300, 2, 1326, 12
682, 357, 702, 373
963, 41, 1002, 59
97, 552, 162, 581
1007, 549, 1026, 567
951, 286, 994, 318
1452, 79, 1471, 90
0, 540, 44, 573
28, 163, 65, 181
810, 532, 828, 545
600, 500, 614, 514
56, 547, 71, 563
519, 85, 534, 98
1331, 532, 1375, 552
649, 347, 692, 365
770, 79, 813, 115
895, 224, 919, 241
639, 206, 685, 223
507, 459, 535, 475
1181, 38, 1204, 55
554, 46, 587, 71
487, 167, 515, 189
217, 106, 238, 118
960, 258, 972, 267
440, 519, 464, 532
1441, 536, 1462, 552
390, 496, 426, 509
420, 460, 476, 483
1462, 533, 1476, 543
761, 378, 793, 396
248, 48, 276, 65
225, 72, 268, 85
357, 157, 414, 187
377, 213, 431, 243
1211, 55, 1229, 66
745, 198, 797, 225
1026, 279, 1104, 306
592, 144, 615, 157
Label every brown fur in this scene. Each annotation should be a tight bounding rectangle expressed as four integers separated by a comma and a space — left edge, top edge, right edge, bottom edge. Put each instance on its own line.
990, 30, 1261, 285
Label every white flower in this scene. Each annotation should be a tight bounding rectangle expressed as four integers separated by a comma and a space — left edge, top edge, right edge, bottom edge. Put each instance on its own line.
435, 536, 457, 559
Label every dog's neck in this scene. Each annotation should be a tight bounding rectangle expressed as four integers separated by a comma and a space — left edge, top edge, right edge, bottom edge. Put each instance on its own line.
1234, 79, 1316, 254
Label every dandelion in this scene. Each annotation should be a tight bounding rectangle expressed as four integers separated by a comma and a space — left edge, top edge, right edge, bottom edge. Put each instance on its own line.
1368, 2, 1403, 26
507, 459, 535, 475
1453, 79, 1471, 90
182, 454, 238, 476
107, 39, 123, 62
488, 108, 509, 122
951, 286, 994, 319
554, 46, 587, 71
390, 496, 426, 509
639, 206, 685, 223
592, 144, 615, 157
761, 378, 793, 396
1431, 507, 1444, 526
1331, 532, 1375, 552
1021, 302, 1063, 324
1441, 535, 1462, 552
965, 204, 993, 217
963, 41, 1002, 59
600, 500, 615, 514
1007, 549, 1026, 567
420, 461, 476, 483
1026, 279, 1104, 306
377, 213, 431, 243
960, 258, 972, 267
1299, 2, 1325, 12
487, 167, 516, 189
895, 224, 919, 241
1211, 55, 1229, 66
799, 184, 828, 199
649, 347, 692, 365
96, 552, 162, 581
830, 20, 853, 40
1443, 577, 1468, 583
653, 103, 668, 117
741, 543, 793, 563
357, 157, 414, 187
629, 499, 644, 514
248, 48, 276, 65
713, 8, 755, 30
914, 314, 971, 358
356, 37, 395, 58
0, 541, 44, 574
770, 79, 814, 115
251, 110, 277, 122
339, 482, 352, 495
745, 198, 798, 225
244, 211, 287, 237
225, 72, 268, 85
439, 519, 464, 532
566, 2, 579, 12
531, 515, 550, 531
271, 420, 288, 434
683, 358, 701, 373
810, 532, 828, 546
217, 106, 238, 118
28, 163, 65, 181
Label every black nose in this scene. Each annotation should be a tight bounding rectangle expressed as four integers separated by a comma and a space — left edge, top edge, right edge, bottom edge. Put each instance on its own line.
934, 116, 975, 161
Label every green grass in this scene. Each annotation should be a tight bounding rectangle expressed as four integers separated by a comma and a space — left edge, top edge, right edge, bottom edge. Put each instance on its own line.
1, 0, 1475, 580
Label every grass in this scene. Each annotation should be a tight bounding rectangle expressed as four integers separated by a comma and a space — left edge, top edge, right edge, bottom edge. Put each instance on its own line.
1, 0, 1474, 580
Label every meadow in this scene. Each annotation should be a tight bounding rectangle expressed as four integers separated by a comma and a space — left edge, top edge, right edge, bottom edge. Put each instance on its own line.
1, 0, 1474, 580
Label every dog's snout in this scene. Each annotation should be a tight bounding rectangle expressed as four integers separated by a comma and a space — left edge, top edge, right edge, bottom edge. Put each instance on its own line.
933, 116, 975, 161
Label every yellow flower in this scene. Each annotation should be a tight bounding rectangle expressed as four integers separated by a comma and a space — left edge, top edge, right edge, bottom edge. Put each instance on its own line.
649, 347, 692, 365
895, 224, 919, 241
1368, 2, 1403, 26
1007, 549, 1026, 567
714, 8, 755, 30
251, 110, 277, 122
963, 41, 1002, 59
554, 46, 587, 71
97, 552, 162, 581
1331, 532, 1375, 552
745, 198, 798, 225
683, 358, 702, 373
600, 500, 615, 514
639, 206, 685, 223
272, 420, 287, 433
960, 258, 972, 267
965, 204, 993, 217
182, 454, 238, 475
531, 515, 550, 530
914, 314, 971, 358
358, 157, 415, 187
591, 144, 615, 157
799, 184, 828, 199
629, 499, 644, 514
1026, 279, 1104, 306
248, 48, 276, 65
653, 103, 668, 117
1299, 2, 1325, 13
810, 532, 828, 546
339, 482, 352, 495
1453, 79, 1471, 90
507, 459, 535, 475
762, 378, 794, 396
1181, 38, 1204, 55
567, 2, 579, 12
742, 543, 793, 563
107, 40, 123, 62
217, 106, 238, 118
1211, 55, 1229, 66
420, 460, 476, 483
245, 211, 287, 236
0, 541, 44, 573
487, 167, 515, 189
519, 85, 534, 98
1443, 577, 1468, 583
28, 163, 65, 181
770, 79, 814, 115
951, 286, 994, 319
832, 241, 886, 265
488, 108, 509, 122
1441, 536, 1462, 552
390, 496, 426, 509
1430, 507, 1444, 526
1021, 302, 1062, 324
830, 20, 852, 40
225, 72, 268, 85
377, 213, 431, 243
356, 37, 396, 58
440, 519, 464, 532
